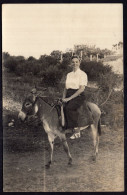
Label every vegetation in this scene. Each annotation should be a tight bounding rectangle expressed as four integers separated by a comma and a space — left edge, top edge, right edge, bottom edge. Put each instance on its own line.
2, 50, 123, 128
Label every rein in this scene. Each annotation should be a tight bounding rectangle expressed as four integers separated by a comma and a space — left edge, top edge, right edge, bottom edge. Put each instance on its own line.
36, 96, 60, 119
26, 95, 63, 125
37, 96, 63, 108
49, 104, 56, 113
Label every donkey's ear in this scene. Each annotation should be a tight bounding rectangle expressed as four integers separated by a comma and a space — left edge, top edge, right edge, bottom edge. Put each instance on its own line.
32, 94, 36, 102
31, 88, 37, 94
30, 88, 37, 102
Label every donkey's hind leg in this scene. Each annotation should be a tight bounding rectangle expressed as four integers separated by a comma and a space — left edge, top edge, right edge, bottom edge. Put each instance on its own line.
91, 124, 98, 161
45, 133, 56, 168
96, 133, 99, 155
60, 133, 72, 165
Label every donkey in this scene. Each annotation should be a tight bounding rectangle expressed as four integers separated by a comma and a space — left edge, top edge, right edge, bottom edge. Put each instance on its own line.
18, 94, 101, 168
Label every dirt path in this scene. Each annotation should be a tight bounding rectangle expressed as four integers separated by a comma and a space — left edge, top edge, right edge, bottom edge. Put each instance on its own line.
3, 122, 124, 192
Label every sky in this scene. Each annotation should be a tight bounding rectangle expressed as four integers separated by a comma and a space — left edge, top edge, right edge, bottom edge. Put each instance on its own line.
2, 4, 123, 59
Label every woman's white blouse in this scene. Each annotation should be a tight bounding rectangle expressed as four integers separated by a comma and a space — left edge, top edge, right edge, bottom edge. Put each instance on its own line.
66, 68, 88, 89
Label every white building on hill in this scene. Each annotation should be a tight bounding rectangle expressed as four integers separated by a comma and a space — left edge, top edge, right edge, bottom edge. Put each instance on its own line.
112, 42, 123, 55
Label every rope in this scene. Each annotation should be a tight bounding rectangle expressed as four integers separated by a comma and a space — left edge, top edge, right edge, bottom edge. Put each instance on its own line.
99, 89, 113, 107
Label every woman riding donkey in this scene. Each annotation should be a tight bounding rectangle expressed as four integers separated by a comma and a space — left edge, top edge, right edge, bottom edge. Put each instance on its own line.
18, 55, 101, 165
62, 55, 93, 139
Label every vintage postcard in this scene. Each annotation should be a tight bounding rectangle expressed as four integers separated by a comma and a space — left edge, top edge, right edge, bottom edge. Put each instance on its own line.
2, 3, 124, 192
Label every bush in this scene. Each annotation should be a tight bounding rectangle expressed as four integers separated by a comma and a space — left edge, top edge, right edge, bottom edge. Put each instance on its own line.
4, 57, 18, 72
80, 60, 118, 101
15, 61, 43, 76
3, 52, 120, 95
25, 62, 42, 76
41, 65, 63, 87
80, 60, 112, 81
3, 52, 123, 129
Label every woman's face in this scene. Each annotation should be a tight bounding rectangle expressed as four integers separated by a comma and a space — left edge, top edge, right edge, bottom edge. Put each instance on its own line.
71, 58, 80, 72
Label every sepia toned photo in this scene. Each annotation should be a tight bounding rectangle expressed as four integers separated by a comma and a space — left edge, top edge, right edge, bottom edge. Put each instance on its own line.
2, 3, 124, 192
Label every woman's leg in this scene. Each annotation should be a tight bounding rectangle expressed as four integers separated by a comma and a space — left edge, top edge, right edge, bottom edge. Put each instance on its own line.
65, 97, 81, 128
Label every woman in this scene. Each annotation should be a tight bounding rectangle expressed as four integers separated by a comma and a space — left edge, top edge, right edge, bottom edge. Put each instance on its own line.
62, 55, 93, 139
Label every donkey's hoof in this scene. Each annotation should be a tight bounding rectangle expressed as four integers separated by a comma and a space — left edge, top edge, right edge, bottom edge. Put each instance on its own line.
68, 162, 72, 166
92, 155, 96, 162
45, 164, 51, 169
68, 158, 72, 166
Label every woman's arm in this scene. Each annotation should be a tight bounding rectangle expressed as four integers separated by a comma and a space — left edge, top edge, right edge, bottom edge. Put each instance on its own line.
62, 87, 67, 99
62, 85, 85, 103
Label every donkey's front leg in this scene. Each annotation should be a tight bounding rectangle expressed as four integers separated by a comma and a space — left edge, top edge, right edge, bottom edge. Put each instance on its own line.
60, 133, 72, 165
45, 133, 55, 169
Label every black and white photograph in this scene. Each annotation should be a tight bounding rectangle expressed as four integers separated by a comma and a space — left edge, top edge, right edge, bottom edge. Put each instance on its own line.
2, 3, 124, 192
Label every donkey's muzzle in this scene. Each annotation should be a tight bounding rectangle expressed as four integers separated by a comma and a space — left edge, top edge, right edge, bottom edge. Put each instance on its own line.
18, 110, 27, 121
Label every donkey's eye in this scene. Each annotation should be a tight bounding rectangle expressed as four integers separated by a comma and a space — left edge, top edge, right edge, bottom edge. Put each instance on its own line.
25, 102, 31, 107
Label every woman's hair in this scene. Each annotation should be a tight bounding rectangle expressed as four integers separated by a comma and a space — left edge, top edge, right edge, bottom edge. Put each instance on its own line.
71, 55, 80, 61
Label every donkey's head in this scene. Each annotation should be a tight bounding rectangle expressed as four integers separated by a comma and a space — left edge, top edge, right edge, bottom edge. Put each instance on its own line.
18, 94, 37, 121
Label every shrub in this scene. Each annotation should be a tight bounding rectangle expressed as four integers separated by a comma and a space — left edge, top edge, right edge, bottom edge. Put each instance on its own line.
4, 57, 18, 72
41, 65, 63, 87
2, 52, 10, 60
15, 63, 26, 76
80, 60, 112, 82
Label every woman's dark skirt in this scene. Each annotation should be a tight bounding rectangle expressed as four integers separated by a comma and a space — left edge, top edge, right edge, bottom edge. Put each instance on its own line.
64, 89, 93, 129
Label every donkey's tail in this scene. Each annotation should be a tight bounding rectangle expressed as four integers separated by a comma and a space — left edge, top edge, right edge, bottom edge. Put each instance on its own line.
98, 118, 101, 136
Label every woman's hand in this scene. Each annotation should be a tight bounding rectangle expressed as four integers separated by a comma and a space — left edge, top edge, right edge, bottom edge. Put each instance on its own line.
62, 86, 85, 103
62, 97, 71, 103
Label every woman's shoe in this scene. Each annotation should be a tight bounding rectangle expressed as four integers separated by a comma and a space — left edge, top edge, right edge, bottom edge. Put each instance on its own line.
70, 132, 81, 139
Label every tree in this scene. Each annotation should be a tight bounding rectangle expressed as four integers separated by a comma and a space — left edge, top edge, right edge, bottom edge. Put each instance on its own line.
2, 52, 10, 60
80, 60, 118, 106
4, 56, 18, 72
27, 56, 36, 61
50, 50, 61, 60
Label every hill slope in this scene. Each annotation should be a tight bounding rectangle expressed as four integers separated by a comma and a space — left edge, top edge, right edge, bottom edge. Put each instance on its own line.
103, 56, 123, 75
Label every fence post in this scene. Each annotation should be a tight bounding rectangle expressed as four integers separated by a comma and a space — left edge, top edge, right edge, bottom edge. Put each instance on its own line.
60, 52, 63, 63
97, 53, 99, 62
90, 54, 92, 61
80, 50, 83, 60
